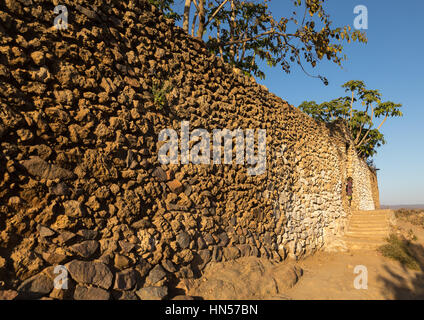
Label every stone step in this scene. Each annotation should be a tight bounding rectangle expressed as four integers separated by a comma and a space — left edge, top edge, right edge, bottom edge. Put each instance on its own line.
349, 228, 388, 233
347, 228, 389, 234
349, 218, 388, 223
351, 211, 389, 215
345, 237, 388, 243
349, 219, 388, 225
349, 220, 388, 224
350, 220, 388, 224
351, 213, 389, 217
348, 223, 389, 228
350, 218, 388, 221
343, 209, 393, 251
350, 216, 388, 220
351, 212, 387, 215
352, 211, 389, 216
347, 231, 389, 236
345, 237, 386, 245
357, 209, 392, 212
349, 221, 388, 226
352, 212, 388, 215
353, 210, 392, 214
344, 238, 386, 251
345, 229, 388, 235
345, 233, 388, 240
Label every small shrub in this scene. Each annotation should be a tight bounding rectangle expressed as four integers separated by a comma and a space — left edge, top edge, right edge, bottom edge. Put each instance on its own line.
408, 229, 418, 241
378, 234, 421, 270
152, 80, 172, 109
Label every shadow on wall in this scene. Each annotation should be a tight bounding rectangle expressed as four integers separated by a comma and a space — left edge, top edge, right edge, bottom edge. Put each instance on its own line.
377, 241, 424, 299
369, 169, 381, 209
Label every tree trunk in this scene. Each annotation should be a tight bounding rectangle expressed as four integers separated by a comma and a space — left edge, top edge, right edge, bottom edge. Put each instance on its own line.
191, 11, 198, 36
197, 0, 206, 39
217, 23, 224, 60
240, 31, 247, 63
183, 0, 192, 33
349, 91, 354, 130
229, 0, 236, 63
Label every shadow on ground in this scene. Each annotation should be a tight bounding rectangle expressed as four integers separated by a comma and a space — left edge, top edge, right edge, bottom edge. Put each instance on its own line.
377, 241, 424, 299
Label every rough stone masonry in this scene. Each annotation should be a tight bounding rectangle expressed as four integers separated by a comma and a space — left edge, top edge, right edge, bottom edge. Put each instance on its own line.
0, 0, 379, 299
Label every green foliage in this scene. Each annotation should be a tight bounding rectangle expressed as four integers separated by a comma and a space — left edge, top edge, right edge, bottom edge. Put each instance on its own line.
206, 0, 367, 82
298, 97, 349, 122
341, 80, 365, 94
299, 80, 403, 159
152, 80, 173, 109
355, 128, 385, 158
378, 234, 421, 271
148, 0, 181, 20
179, 0, 367, 82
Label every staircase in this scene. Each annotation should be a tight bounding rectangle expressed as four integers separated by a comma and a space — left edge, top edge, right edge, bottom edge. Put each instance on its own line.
344, 209, 393, 251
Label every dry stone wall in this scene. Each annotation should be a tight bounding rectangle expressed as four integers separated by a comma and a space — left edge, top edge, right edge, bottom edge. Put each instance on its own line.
0, 0, 378, 299
348, 148, 377, 211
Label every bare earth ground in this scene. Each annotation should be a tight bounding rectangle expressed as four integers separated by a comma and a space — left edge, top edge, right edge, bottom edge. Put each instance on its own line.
187, 219, 424, 300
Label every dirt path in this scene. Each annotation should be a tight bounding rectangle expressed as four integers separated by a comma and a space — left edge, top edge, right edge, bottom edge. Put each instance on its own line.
187, 219, 424, 300
286, 249, 424, 299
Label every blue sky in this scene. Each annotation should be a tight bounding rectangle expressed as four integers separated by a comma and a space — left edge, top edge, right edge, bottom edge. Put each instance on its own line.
173, 1, 424, 205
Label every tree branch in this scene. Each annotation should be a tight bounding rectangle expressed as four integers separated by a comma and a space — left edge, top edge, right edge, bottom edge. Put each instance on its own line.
354, 124, 364, 145
377, 114, 388, 131
192, 0, 199, 11
218, 29, 295, 47
205, 0, 230, 27
357, 127, 372, 149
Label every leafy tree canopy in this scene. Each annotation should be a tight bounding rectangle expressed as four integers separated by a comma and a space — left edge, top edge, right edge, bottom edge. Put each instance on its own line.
299, 81, 403, 159
148, 0, 181, 20
150, 0, 367, 83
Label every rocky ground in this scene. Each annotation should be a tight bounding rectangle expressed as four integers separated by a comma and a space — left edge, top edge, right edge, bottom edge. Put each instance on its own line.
186, 257, 302, 300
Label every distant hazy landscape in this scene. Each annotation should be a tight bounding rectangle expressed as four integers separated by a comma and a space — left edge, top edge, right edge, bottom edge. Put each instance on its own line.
382, 204, 424, 210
